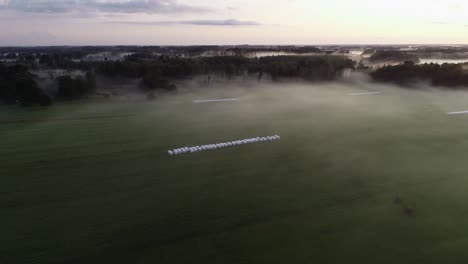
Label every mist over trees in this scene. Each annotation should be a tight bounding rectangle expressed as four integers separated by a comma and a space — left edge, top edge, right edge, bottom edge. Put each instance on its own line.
369, 51, 419, 63
0, 64, 51, 106
57, 71, 97, 100
2, 45, 468, 106
96, 55, 356, 82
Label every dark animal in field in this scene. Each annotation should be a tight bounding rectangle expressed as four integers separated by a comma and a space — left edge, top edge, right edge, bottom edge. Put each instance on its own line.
403, 207, 414, 216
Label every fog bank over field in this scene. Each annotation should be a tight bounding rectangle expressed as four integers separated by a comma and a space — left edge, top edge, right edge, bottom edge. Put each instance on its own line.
164, 76, 468, 121
6, 71, 468, 264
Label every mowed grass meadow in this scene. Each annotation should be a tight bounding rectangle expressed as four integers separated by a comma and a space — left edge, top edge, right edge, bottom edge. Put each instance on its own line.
3, 81, 468, 263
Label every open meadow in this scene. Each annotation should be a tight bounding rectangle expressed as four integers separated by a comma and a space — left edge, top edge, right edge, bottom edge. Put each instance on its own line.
3, 81, 468, 263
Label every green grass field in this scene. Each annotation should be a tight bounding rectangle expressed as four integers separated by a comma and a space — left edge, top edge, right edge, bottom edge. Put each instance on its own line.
3, 81, 468, 263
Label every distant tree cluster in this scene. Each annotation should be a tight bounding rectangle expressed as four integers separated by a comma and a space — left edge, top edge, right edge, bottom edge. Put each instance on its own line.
369, 51, 419, 63
0, 64, 51, 106
57, 72, 96, 99
96, 55, 356, 85
371, 61, 468, 87
1, 53, 357, 105
257, 56, 356, 81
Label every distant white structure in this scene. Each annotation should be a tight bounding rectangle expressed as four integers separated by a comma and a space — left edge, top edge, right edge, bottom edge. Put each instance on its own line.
168, 135, 281, 156
349, 92, 382, 96
448, 110, 468, 115
193, 98, 239, 103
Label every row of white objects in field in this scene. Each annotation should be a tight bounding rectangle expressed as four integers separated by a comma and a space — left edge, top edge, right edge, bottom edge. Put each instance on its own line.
168, 135, 281, 156
193, 98, 239, 103
448, 110, 468, 115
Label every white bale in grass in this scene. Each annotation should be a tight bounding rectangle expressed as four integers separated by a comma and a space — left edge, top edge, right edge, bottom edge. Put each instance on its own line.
168, 150, 174, 156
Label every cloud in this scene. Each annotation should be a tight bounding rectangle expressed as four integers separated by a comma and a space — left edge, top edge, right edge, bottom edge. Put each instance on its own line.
0, 0, 209, 14
112, 19, 261, 26
182, 19, 260, 26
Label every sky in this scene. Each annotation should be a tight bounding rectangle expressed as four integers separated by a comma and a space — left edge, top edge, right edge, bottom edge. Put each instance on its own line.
0, 0, 467, 46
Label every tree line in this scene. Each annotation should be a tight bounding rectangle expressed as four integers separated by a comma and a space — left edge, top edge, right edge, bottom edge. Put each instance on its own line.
2, 55, 357, 106
371, 61, 468, 88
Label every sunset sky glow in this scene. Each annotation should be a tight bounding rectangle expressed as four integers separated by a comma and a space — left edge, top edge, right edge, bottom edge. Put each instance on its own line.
0, 0, 467, 45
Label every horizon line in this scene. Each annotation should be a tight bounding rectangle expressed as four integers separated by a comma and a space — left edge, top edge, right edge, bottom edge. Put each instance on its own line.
1, 44, 468, 48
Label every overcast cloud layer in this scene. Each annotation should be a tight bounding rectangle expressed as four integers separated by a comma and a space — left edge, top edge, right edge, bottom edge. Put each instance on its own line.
114, 19, 260, 26
0, 0, 209, 13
